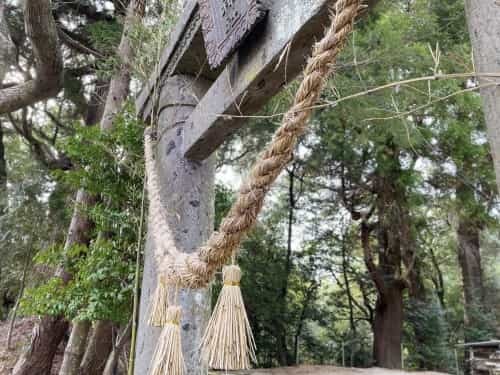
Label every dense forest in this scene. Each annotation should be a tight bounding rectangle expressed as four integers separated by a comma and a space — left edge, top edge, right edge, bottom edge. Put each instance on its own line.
0, 0, 499, 374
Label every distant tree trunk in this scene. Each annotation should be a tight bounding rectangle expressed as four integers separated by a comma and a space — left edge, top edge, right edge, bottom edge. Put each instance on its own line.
277, 168, 297, 366
7, 250, 31, 350
457, 218, 485, 339
58, 321, 90, 375
361, 151, 408, 369
372, 282, 404, 369
464, 1, 500, 193
79, 321, 114, 375
0, 121, 6, 213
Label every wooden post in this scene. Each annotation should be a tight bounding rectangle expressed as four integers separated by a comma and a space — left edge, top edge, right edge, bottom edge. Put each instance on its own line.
134, 75, 215, 374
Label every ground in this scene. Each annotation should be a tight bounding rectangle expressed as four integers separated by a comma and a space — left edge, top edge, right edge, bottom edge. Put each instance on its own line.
1, 319, 448, 375
210, 367, 448, 375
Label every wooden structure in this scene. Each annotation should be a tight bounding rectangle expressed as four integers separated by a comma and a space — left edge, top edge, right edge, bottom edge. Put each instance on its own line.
135, 0, 377, 373
462, 341, 500, 375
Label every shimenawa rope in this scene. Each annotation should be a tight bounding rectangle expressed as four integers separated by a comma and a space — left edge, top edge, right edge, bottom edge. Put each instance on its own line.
145, 0, 364, 288
145, 1, 363, 373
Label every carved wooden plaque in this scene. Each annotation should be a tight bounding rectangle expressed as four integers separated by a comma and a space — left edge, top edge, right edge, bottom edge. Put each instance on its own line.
199, 0, 267, 69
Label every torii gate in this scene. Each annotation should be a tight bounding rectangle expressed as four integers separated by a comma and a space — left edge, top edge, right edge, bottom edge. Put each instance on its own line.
135, 0, 377, 373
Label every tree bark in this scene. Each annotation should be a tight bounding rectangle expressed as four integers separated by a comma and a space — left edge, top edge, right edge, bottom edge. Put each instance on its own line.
464, 1, 500, 193
134, 75, 214, 375
12, 316, 68, 375
0, 3, 15, 84
12, 189, 95, 375
15, 0, 146, 372
58, 321, 91, 375
372, 282, 404, 369
79, 320, 114, 375
457, 218, 485, 338
7, 250, 31, 350
100, 0, 145, 131
0, 0, 64, 114
361, 152, 409, 369
103, 321, 131, 375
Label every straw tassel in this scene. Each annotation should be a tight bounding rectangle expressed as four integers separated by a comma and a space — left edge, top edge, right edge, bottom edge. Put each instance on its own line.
201, 264, 257, 370
148, 277, 169, 327
149, 305, 185, 375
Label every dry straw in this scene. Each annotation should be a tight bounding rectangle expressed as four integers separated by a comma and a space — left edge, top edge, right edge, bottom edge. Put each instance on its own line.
147, 276, 169, 327
149, 305, 185, 375
201, 265, 256, 370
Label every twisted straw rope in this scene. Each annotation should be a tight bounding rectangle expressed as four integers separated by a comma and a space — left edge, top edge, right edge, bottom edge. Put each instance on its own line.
145, 0, 363, 288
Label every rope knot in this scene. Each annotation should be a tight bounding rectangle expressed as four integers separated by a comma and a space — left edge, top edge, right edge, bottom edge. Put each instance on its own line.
223, 265, 242, 285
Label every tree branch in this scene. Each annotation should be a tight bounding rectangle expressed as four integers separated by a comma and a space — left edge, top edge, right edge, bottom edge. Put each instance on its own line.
0, 0, 63, 114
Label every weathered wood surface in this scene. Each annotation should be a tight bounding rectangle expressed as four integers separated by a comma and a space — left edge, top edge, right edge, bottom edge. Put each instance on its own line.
183, 0, 379, 160
198, 0, 267, 69
183, 0, 333, 160
134, 75, 215, 375
137, 0, 379, 161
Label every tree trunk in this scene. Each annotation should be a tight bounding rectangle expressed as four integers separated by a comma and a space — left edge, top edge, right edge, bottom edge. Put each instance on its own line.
464, 1, 500, 193
457, 218, 485, 339
0, 0, 64, 114
134, 75, 214, 374
79, 321, 114, 375
15, 0, 146, 372
373, 283, 404, 369
0, 121, 6, 213
12, 316, 68, 375
7, 251, 31, 350
12, 189, 94, 375
0, 3, 15, 84
103, 321, 131, 375
58, 321, 91, 375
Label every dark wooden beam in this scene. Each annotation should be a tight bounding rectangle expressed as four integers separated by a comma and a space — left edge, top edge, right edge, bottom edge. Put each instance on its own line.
183, 0, 379, 160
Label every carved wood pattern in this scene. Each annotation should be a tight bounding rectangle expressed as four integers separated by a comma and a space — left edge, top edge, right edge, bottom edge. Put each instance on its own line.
198, 0, 267, 69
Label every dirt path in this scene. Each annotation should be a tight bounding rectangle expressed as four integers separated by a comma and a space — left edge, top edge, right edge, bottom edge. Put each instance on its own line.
210, 366, 449, 375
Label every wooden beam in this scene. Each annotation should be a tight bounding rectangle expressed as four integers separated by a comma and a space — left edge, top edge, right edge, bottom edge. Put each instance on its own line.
183, 0, 379, 160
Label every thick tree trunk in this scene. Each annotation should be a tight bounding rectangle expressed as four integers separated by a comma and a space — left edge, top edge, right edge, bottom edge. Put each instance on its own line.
79, 320, 114, 375
362, 153, 408, 370
134, 75, 214, 374
58, 321, 91, 375
373, 282, 404, 369
457, 218, 485, 339
12, 316, 68, 375
464, 1, 500, 193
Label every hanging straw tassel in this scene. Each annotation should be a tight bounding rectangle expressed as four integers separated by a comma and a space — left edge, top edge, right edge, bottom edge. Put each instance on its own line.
150, 305, 185, 375
147, 276, 169, 327
201, 264, 257, 370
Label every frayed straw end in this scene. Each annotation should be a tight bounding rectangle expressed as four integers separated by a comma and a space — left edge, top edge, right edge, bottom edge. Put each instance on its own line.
149, 305, 185, 375
201, 265, 257, 370
147, 279, 169, 327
